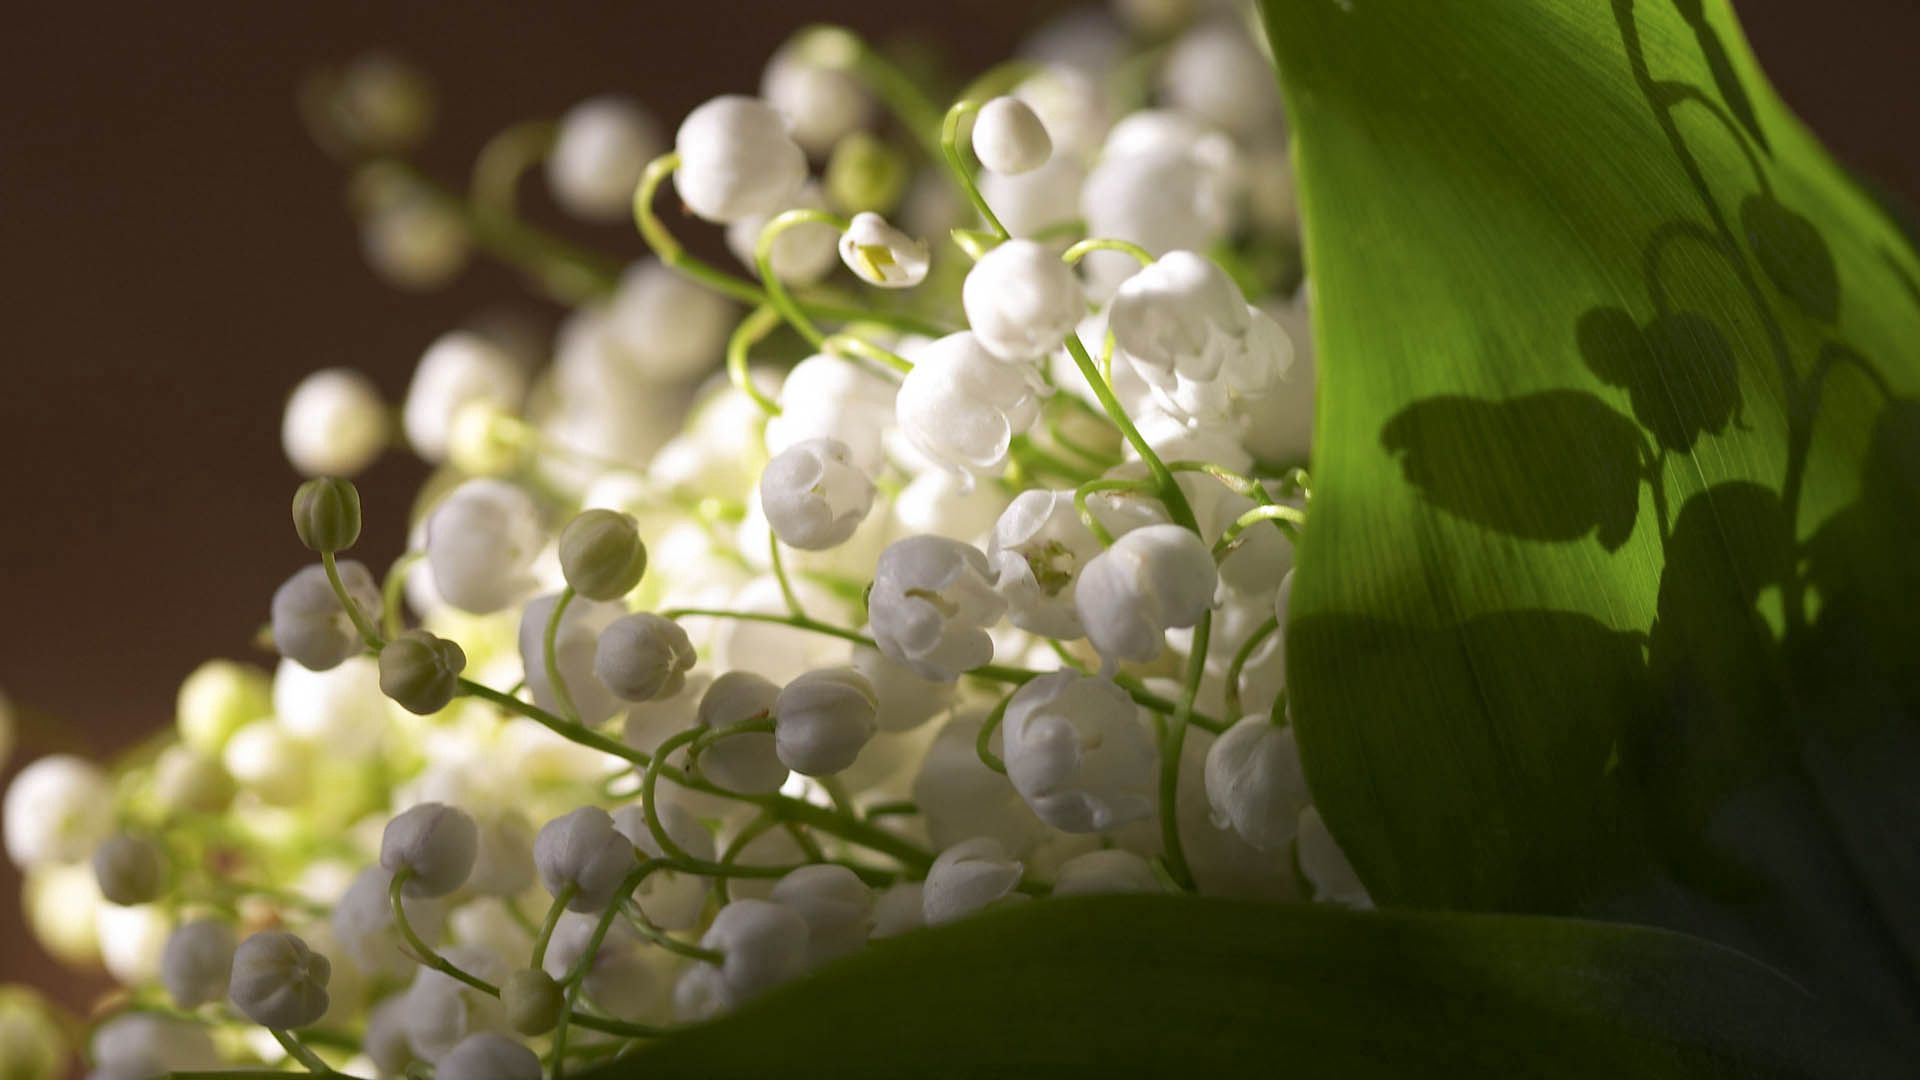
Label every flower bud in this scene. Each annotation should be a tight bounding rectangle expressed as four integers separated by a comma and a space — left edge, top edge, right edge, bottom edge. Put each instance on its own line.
761, 40, 871, 155
448, 399, 522, 477
868, 536, 1006, 682
271, 561, 380, 672
404, 331, 527, 465
501, 968, 563, 1036
1003, 672, 1156, 833
773, 667, 877, 777
282, 368, 388, 478
1205, 717, 1310, 853
759, 439, 876, 552
824, 131, 908, 214
378, 629, 467, 715
292, 477, 363, 553
673, 96, 807, 224
547, 95, 663, 222
961, 239, 1084, 361
91, 833, 166, 907
922, 837, 1023, 926
534, 807, 637, 912
1160, 17, 1283, 136
361, 191, 470, 289
1075, 524, 1216, 664
437, 1032, 541, 1080
837, 213, 929, 288
972, 96, 1051, 175
0, 986, 66, 1080
559, 509, 648, 601
696, 673, 787, 794
1053, 849, 1160, 896
175, 659, 271, 753
770, 864, 872, 967
698, 898, 809, 1006
229, 930, 331, 1030
381, 801, 479, 897
4, 755, 114, 869
424, 479, 544, 616
895, 332, 1044, 477
151, 746, 236, 817
160, 917, 236, 1009
594, 613, 695, 703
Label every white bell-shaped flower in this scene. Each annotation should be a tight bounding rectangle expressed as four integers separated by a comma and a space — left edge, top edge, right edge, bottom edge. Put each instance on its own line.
697, 898, 809, 1006
228, 931, 331, 1030
1080, 112, 1241, 293
922, 837, 1024, 926
425, 479, 544, 616
896, 331, 1044, 477
978, 155, 1086, 238
837, 212, 930, 287
1053, 849, 1160, 896
381, 802, 479, 897
533, 807, 637, 913
603, 258, 738, 382
1159, 17, 1285, 136
764, 351, 897, 476
1075, 524, 1216, 664
868, 535, 1006, 682
403, 332, 527, 464
160, 917, 235, 1009
770, 864, 873, 967
437, 1032, 541, 1080
971, 96, 1052, 175
1109, 250, 1289, 420
761, 41, 872, 155
1003, 671, 1156, 833
696, 672, 788, 794
611, 800, 715, 930
1204, 717, 1311, 854
961, 239, 1084, 361
988, 489, 1102, 639
759, 439, 875, 552
403, 944, 508, 1061
332, 866, 445, 980
1298, 805, 1373, 909
726, 182, 840, 286
3, 755, 113, 868
517, 592, 626, 726
282, 367, 387, 478
547, 95, 663, 222
270, 561, 379, 672
773, 667, 877, 776
673, 95, 808, 224
594, 612, 696, 703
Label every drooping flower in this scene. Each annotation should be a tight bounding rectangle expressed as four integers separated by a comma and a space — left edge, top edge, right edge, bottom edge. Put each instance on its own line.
1001, 671, 1157, 833
868, 535, 1007, 681
673, 96, 808, 224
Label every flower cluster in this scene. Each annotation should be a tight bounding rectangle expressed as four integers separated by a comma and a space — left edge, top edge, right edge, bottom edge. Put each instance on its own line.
1, 5, 1366, 1077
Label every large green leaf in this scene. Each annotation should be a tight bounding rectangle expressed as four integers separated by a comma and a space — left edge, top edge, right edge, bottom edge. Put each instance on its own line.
1262, 0, 1920, 1052
595, 895, 1878, 1076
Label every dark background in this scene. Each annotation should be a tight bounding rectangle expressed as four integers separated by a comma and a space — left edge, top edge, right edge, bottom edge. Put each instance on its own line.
1, 0, 1914, 1007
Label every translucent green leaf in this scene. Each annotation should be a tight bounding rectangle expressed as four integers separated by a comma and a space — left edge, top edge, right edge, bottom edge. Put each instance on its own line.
590, 896, 1880, 1076
1260, 0, 1920, 1051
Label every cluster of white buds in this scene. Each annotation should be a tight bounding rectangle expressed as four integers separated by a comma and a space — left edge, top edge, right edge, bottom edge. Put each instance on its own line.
0, 9, 1374, 1076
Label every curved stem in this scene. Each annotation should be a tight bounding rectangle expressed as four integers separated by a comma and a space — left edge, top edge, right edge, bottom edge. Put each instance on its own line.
1158, 610, 1210, 892
727, 304, 784, 415
1062, 237, 1155, 268
768, 532, 804, 619
270, 1029, 336, 1076
1212, 503, 1307, 561
530, 882, 579, 970
322, 551, 383, 650
975, 690, 1016, 775
472, 120, 556, 215
543, 586, 582, 724
1060, 333, 1199, 533
940, 101, 1009, 239
390, 869, 497, 996
1074, 477, 1154, 546
1223, 616, 1281, 722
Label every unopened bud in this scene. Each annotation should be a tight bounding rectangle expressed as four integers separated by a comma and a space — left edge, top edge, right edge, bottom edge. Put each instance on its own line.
558, 509, 647, 602
92, 834, 167, 907
378, 630, 467, 715
292, 477, 362, 553
502, 968, 563, 1036
825, 131, 909, 215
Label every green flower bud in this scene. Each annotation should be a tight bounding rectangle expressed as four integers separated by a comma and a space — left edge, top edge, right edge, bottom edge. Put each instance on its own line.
92, 833, 167, 907
377, 630, 467, 716
176, 660, 272, 753
0, 985, 68, 1080
825, 131, 909, 216
502, 968, 563, 1036
151, 746, 237, 817
292, 477, 363, 552
558, 509, 647, 602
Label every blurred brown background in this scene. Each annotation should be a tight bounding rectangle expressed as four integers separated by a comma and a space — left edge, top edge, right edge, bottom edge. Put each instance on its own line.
0, 0, 1914, 1009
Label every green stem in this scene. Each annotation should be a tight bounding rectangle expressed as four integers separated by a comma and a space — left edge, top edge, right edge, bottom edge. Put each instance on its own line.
727, 305, 784, 415
974, 690, 1015, 775
1059, 333, 1199, 533
1223, 617, 1280, 722
379, 551, 421, 640
1212, 503, 1307, 560
530, 882, 579, 970
939, 101, 1009, 239
472, 120, 556, 215
1061, 237, 1155, 267
1158, 609, 1211, 893
543, 586, 582, 724
1073, 477, 1154, 546
321, 551, 383, 650
768, 532, 804, 619
756, 209, 849, 348
270, 1030, 335, 1076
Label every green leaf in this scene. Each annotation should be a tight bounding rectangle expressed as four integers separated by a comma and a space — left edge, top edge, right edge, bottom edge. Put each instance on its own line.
1260, 0, 1920, 1051
590, 896, 1880, 1077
